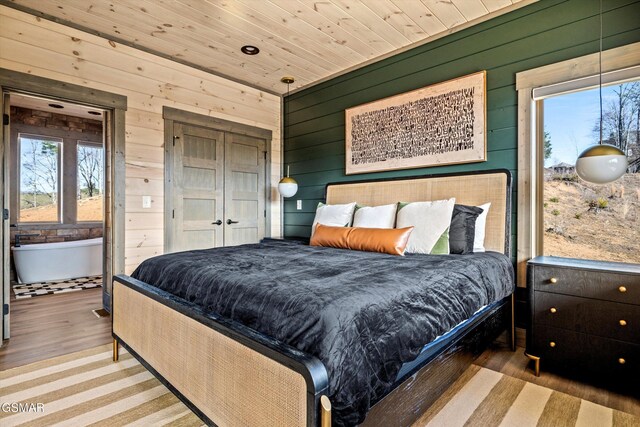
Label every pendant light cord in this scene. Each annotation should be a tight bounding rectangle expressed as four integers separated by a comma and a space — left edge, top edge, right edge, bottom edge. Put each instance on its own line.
286, 81, 290, 176
286, 81, 290, 126
599, 0, 603, 145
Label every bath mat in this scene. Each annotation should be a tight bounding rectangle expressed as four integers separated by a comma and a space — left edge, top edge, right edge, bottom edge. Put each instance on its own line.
1, 345, 638, 427
12, 275, 102, 299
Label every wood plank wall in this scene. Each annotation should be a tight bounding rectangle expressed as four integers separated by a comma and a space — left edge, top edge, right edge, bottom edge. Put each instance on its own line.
282, 0, 640, 256
0, 6, 282, 274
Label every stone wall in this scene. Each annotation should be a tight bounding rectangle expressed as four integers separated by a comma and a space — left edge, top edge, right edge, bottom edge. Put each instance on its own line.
10, 227, 103, 245
10, 105, 103, 134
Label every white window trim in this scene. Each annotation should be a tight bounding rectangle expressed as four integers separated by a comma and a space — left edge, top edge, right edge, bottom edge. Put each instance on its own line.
515, 41, 640, 286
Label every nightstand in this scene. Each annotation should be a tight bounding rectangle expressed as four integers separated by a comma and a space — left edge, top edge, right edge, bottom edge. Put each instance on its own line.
525, 256, 640, 383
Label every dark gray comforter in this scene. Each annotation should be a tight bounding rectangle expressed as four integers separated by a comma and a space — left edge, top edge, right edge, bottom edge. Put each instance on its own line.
131, 239, 514, 426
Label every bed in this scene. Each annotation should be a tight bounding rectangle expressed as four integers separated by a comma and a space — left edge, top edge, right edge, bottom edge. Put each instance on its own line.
112, 169, 514, 427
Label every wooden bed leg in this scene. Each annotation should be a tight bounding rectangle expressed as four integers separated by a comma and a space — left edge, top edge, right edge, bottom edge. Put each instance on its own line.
510, 293, 516, 352
113, 338, 119, 362
320, 395, 331, 427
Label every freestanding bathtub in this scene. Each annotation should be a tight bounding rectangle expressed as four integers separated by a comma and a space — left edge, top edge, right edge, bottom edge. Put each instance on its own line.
12, 238, 103, 284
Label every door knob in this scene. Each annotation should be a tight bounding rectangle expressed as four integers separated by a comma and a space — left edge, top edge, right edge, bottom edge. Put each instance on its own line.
212, 220, 222, 225
226, 219, 239, 225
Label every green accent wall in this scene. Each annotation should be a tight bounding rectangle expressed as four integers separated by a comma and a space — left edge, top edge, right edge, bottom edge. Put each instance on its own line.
283, 0, 640, 254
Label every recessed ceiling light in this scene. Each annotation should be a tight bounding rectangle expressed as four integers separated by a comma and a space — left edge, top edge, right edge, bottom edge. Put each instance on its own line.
241, 45, 259, 55
48, 103, 64, 109
87, 111, 102, 116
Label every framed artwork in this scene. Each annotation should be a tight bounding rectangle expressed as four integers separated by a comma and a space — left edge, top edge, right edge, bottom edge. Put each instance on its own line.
345, 71, 486, 175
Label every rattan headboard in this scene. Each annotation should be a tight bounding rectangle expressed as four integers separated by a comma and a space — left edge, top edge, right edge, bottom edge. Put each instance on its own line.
325, 170, 512, 255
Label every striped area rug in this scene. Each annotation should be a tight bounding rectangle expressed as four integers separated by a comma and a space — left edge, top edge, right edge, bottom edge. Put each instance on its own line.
0, 344, 202, 426
1, 344, 638, 427
414, 365, 640, 427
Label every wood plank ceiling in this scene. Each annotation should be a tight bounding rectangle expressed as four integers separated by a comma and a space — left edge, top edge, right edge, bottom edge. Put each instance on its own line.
5, 0, 536, 94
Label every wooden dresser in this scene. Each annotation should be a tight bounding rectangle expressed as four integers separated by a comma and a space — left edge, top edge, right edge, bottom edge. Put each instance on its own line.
525, 256, 640, 384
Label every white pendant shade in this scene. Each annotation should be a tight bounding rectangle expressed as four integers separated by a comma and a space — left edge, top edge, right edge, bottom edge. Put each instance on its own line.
574, 2, 628, 185
278, 177, 298, 198
575, 144, 628, 184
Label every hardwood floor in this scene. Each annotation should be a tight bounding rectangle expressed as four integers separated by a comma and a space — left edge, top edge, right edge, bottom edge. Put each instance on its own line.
475, 341, 640, 416
0, 287, 111, 370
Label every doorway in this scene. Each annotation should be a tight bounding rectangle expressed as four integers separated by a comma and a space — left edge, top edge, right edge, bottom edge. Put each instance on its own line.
9, 94, 106, 289
163, 107, 270, 252
0, 69, 126, 361
0, 93, 111, 368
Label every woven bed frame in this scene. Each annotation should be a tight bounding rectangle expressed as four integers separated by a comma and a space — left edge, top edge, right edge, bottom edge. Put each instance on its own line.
112, 169, 514, 427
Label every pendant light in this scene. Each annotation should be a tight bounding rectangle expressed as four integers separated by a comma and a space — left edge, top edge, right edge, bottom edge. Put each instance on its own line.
278, 76, 298, 198
575, 0, 628, 184
279, 165, 298, 198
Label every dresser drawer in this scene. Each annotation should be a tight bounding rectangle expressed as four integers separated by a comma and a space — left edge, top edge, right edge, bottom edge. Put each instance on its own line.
531, 326, 640, 379
532, 266, 639, 303
534, 292, 640, 343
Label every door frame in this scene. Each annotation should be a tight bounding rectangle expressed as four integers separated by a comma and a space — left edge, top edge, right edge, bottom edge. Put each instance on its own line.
0, 69, 127, 342
162, 106, 272, 252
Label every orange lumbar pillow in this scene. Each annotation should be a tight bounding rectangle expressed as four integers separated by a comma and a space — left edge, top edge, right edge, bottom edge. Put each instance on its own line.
310, 224, 414, 256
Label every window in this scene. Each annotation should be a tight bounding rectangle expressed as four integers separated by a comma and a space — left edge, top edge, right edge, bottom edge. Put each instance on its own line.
516, 44, 640, 285
18, 134, 62, 223
77, 142, 104, 222
540, 79, 640, 264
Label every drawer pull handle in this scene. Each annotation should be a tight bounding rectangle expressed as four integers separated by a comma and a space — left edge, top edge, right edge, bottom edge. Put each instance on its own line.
549, 277, 558, 284
618, 358, 626, 365
619, 319, 627, 326
618, 286, 627, 293
549, 307, 557, 314
549, 341, 556, 348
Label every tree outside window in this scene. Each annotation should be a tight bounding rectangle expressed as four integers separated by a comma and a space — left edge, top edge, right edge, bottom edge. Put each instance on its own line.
77, 142, 104, 222
542, 80, 640, 264
19, 135, 61, 223
593, 82, 640, 160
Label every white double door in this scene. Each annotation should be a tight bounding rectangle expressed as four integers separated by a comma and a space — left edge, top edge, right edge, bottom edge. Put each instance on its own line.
170, 122, 267, 252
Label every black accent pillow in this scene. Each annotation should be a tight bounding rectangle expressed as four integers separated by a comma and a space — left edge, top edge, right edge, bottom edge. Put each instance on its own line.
449, 204, 484, 254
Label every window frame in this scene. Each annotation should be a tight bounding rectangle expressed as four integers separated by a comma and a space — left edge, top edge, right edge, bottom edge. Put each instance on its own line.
538, 78, 639, 263
76, 140, 105, 223
17, 132, 63, 224
9, 125, 104, 229
515, 42, 640, 286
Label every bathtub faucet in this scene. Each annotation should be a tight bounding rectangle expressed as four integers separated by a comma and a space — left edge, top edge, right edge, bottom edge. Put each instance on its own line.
14, 234, 40, 247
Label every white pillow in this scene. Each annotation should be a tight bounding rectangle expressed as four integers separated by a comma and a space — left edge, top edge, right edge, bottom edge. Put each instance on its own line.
352, 203, 397, 229
311, 202, 356, 235
396, 198, 456, 254
473, 203, 491, 252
